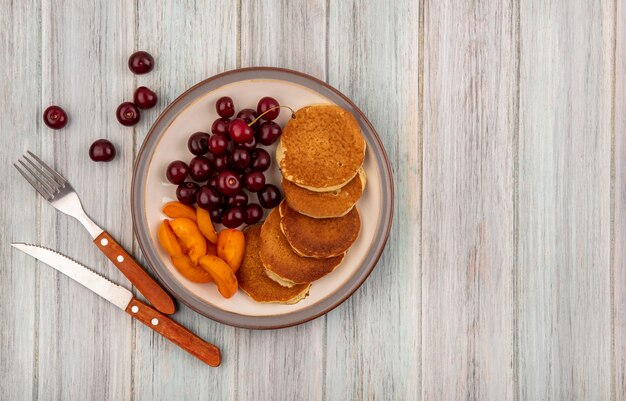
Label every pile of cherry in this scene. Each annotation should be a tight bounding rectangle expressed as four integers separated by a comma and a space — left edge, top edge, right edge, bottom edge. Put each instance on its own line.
165, 96, 284, 229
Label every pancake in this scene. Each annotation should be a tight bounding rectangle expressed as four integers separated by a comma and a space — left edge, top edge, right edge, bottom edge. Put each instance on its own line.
282, 168, 366, 218
260, 208, 344, 285
278, 105, 366, 192
236, 224, 310, 304
279, 201, 360, 258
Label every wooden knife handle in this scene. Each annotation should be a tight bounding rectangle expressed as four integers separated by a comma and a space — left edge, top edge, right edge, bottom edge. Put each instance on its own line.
94, 231, 175, 315
125, 298, 221, 367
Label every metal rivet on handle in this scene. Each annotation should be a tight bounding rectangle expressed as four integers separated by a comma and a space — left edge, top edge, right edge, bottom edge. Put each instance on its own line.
117, 255, 124, 262
100, 238, 108, 246
151, 318, 159, 326
131, 306, 139, 313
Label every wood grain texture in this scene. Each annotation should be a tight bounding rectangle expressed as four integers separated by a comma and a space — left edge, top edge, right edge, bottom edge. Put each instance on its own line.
517, 1, 614, 400
615, 1, 625, 399
36, 0, 135, 400
132, 2, 238, 401
325, 0, 421, 400
236, 2, 327, 401
240, 0, 326, 79
421, 0, 516, 399
0, 1, 41, 400
0, 0, 621, 399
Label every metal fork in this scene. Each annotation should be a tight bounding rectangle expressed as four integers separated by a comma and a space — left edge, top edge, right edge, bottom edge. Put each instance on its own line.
15, 151, 175, 314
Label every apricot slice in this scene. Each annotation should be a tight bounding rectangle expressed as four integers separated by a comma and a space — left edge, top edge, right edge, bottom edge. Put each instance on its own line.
171, 255, 212, 283
196, 207, 218, 244
206, 241, 217, 256
157, 220, 183, 257
199, 255, 238, 298
162, 201, 197, 222
217, 229, 245, 272
169, 218, 207, 265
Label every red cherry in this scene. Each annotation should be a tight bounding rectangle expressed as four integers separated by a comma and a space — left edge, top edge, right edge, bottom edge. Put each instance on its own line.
133, 87, 158, 109
243, 171, 266, 192
250, 148, 271, 171
189, 156, 212, 182
208, 134, 229, 155
257, 184, 281, 208
196, 185, 223, 211
216, 170, 241, 196
237, 108, 260, 129
216, 96, 235, 118
116, 102, 140, 126
228, 148, 251, 171
237, 136, 256, 151
244, 204, 263, 225
89, 139, 116, 162
43, 105, 68, 129
228, 118, 254, 143
211, 118, 231, 135
221, 207, 244, 228
212, 153, 230, 171
166, 161, 189, 184
188, 132, 210, 156
250, 148, 272, 171
176, 182, 199, 205
128, 51, 154, 74
226, 191, 248, 208
257, 97, 280, 120
256, 121, 282, 145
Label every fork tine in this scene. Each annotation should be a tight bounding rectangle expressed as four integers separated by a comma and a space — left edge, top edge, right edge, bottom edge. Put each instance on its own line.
18, 160, 57, 196
26, 151, 67, 185
22, 156, 61, 192
14, 163, 54, 200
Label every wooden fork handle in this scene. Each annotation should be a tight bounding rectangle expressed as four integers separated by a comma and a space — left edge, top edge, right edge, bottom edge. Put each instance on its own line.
94, 231, 176, 315
126, 298, 221, 367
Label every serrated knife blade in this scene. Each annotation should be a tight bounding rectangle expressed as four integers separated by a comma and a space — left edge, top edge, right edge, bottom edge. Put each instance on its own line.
11, 243, 133, 310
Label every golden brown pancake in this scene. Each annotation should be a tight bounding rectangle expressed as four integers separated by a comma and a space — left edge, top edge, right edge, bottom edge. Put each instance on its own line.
236, 224, 310, 304
260, 208, 344, 286
282, 168, 366, 218
279, 201, 360, 258
278, 105, 366, 192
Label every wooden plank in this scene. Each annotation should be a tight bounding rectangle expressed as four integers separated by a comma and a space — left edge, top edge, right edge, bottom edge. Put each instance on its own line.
0, 1, 41, 400
132, 2, 238, 401
240, 0, 326, 79
236, 2, 327, 401
517, 1, 614, 399
37, 1, 135, 399
615, 1, 625, 399
324, 1, 421, 400
421, 0, 516, 399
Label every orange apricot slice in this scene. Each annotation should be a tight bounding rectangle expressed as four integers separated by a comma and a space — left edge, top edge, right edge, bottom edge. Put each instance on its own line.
169, 218, 207, 265
157, 220, 183, 257
199, 255, 238, 298
162, 201, 197, 222
196, 207, 218, 244
171, 255, 212, 283
217, 229, 245, 272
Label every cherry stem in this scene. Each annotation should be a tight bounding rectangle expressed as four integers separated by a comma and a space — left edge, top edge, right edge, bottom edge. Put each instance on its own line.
248, 106, 296, 126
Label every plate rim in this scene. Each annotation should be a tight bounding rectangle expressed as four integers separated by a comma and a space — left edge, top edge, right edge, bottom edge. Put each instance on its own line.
131, 66, 394, 329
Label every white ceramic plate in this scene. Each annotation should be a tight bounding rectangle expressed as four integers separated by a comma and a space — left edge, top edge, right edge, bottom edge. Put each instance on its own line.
132, 68, 393, 329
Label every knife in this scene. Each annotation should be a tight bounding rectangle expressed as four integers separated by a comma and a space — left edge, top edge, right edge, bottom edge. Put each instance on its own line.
12, 243, 221, 367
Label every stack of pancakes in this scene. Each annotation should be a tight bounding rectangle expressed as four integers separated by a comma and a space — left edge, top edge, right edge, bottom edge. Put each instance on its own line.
236, 105, 366, 303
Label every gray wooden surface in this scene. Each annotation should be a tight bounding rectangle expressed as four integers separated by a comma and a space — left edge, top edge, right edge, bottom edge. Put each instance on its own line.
0, 1, 622, 400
